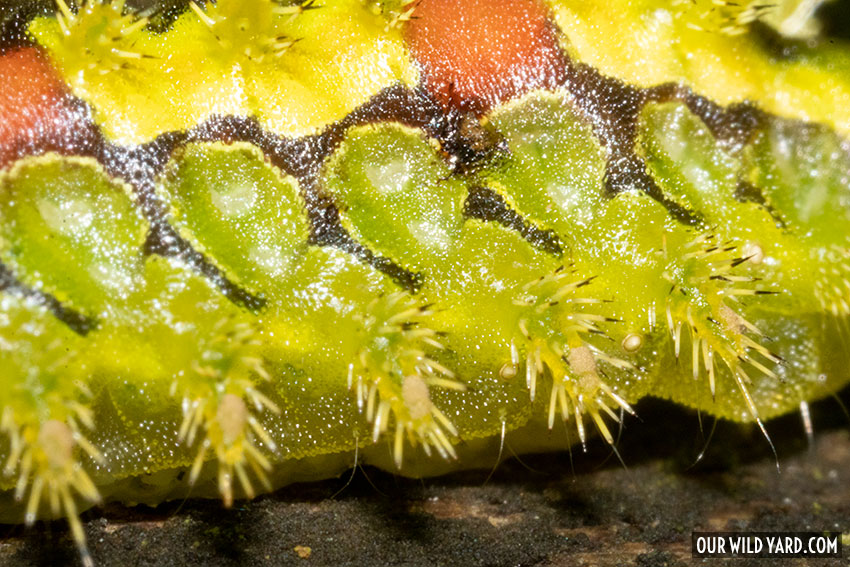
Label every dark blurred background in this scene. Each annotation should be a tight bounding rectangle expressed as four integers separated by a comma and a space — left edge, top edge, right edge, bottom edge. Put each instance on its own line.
1, 391, 848, 566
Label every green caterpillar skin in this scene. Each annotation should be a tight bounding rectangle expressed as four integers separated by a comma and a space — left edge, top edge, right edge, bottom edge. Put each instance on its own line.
0, 0, 849, 563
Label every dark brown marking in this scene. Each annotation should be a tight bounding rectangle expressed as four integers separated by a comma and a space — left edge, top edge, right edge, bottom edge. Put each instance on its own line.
0, 261, 96, 335
553, 62, 767, 226
464, 185, 564, 256
735, 178, 787, 229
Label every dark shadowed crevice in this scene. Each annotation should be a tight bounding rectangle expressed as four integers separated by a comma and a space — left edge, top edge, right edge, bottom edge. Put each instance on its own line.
819, 0, 850, 41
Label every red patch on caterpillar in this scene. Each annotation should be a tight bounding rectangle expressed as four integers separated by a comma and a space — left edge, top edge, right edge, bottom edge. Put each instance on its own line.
0, 48, 96, 169
404, 0, 567, 115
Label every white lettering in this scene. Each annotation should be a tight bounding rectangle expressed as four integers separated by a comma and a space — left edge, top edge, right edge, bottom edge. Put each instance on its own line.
827, 536, 838, 554
729, 537, 741, 554
790, 536, 802, 553
767, 536, 777, 554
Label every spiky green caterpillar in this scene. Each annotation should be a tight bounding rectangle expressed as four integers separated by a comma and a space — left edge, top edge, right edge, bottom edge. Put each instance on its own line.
1, 0, 850, 564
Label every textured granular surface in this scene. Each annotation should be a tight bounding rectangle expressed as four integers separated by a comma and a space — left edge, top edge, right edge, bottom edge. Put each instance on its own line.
2, 392, 848, 567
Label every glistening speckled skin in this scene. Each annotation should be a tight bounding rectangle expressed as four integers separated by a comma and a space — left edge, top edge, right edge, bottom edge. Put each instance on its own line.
0, 0, 849, 564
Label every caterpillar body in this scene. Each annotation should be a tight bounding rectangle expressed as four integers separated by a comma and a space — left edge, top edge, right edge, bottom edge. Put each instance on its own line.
0, 0, 849, 563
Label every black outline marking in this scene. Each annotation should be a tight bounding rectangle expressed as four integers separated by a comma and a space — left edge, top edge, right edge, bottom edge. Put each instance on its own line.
0, 261, 96, 335
464, 185, 563, 256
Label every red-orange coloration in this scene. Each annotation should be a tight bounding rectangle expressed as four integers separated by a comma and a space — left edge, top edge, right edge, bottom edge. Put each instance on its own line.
405, 0, 566, 115
0, 48, 88, 168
